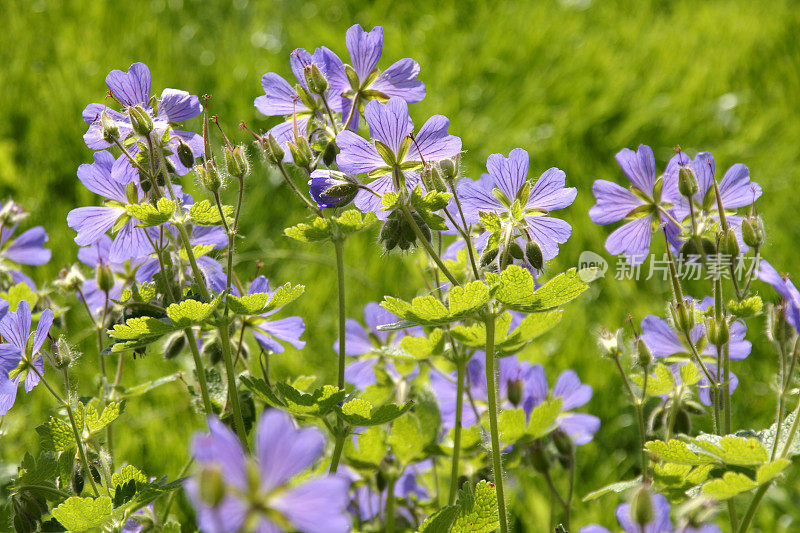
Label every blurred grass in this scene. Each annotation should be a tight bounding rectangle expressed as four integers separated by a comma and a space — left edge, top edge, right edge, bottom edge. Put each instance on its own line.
1, 0, 800, 530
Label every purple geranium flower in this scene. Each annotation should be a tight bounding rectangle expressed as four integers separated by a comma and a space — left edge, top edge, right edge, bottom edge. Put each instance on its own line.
459, 148, 576, 265
589, 145, 681, 265
0, 301, 54, 415
242, 276, 306, 353
757, 260, 800, 332
82, 62, 203, 176
308, 170, 358, 209
67, 151, 154, 263
186, 410, 351, 533
337, 302, 421, 389
580, 491, 721, 533
661, 151, 762, 249
0, 202, 51, 289
351, 460, 430, 524
322, 24, 426, 130
431, 352, 600, 444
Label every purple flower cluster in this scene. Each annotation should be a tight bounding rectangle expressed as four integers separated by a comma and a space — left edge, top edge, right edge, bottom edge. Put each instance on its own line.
0, 201, 51, 289
581, 491, 721, 533
186, 410, 351, 533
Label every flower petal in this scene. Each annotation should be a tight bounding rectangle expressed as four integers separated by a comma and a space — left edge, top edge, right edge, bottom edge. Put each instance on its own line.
77, 151, 128, 201
718, 163, 762, 209
3, 227, 51, 265
406, 115, 461, 163
528, 168, 576, 211
615, 144, 656, 194
589, 179, 644, 225
487, 148, 528, 202
0, 376, 19, 415
346, 24, 383, 80
641, 315, 686, 357
255, 409, 324, 491
33, 308, 54, 355
604, 216, 652, 265
158, 88, 202, 122
192, 417, 247, 489
255, 73, 307, 117
371, 58, 426, 103
552, 369, 592, 409
335, 130, 385, 175
524, 216, 572, 260
105, 62, 151, 107
272, 476, 352, 533
0, 301, 31, 351
364, 98, 413, 155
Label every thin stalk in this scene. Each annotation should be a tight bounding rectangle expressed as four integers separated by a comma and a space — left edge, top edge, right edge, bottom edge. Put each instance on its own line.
385, 475, 397, 533
484, 314, 509, 533
449, 181, 481, 279
160, 458, 194, 523
399, 204, 461, 287
334, 240, 347, 390
612, 354, 648, 476
723, 342, 732, 435
448, 359, 466, 505
329, 431, 347, 474
275, 163, 323, 216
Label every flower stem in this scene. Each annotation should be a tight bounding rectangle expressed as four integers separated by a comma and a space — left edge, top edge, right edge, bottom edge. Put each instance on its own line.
333, 239, 347, 390
329, 430, 347, 473
484, 314, 509, 533
449, 358, 466, 505
385, 475, 397, 533
399, 204, 461, 287
611, 354, 648, 477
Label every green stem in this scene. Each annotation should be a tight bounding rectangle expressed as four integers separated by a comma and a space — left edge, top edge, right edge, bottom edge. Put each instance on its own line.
737, 483, 770, 533
334, 239, 347, 390
160, 458, 194, 523
399, 204, 461, 287
385, 475, 397, 533
329, 430, 347, 473
484, 314, 509, 533
449, 359, 466, 505
612, 354, 648, 477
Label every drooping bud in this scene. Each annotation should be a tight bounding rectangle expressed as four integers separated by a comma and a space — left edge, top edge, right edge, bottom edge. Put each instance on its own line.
201, 337, 223, 366
722, 227, 740, 258
635, 338, 652, 369
96, 264, 115, 293
265, 134, 285, 165
552, 429, 574, 458
507, 379, 523, 406
629, 485, 654, 527
71, 464, 85, 495
126, 182, 139, 204
225, 145, 249, 179
508, 241, 524, 260
196, 160, 221, 192
421, 164, 447, 193
198, 467, 226, 507
322, 140, 338, 166
128, 105, 154, 137
177, 139, 196, 169
678, 166, 699, 198
525, 241, 544, 270
304, 64, 328, 95
308, 171, 358, 209
741, 216, 765, 248
100, 111, 120, 143
163, 332, 187, 360
480, 247, 500, 269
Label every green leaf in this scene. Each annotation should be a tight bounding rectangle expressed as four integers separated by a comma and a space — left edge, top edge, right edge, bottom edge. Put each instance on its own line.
632, 363, 676, 396
582, 477, 642, 502
111, 465, 148, 489
452, 480, 500, 533
274, 382, 347, 417
344, 426, 387, 468
336, 398, 414, 426
450, 310, 563, 355
381, 191, 400, 210
494, 266, 590, 312
0, 283, 37, 311
388, 413, 426, 465
479, 211, 502, 233
240, 376, 286, 408
409, 185, 453, 231
527, 397, 563, 439
758, 412, 800, 457
381, 280, 490, 327
83, 401, 125, 435
691, 435, 768, 466
108, 316, 175, 341
645, 440, 716, 466
420, 506, 460, 533
331, 209, 377, 236
189, 199, 234, 226
14, 452, 58, 488
284, 217, 332, 242
755, 458, 790, 484
679, 362, 700, 386
227, 283, 305, 316
37, 418, 76, 452
166, 297, 220, 328
178, 244, 215, 262
126, 197, 176, 226
498, 408, 527, 444
398, 329, 445, 359
728, 296, 763, 318
702, 472, 757, 499
51, 496, 113, 531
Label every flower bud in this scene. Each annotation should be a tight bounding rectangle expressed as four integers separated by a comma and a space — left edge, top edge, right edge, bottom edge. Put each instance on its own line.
287, 136, 313, 168
322, 140, 338, 167
480, 247, 499, 269
96, 264, 115, 293
636, 338, 652, 369
196, 160, 221, 192
598, 329, 624, 359
198, 467, 226, 507
126, 182, 139, 205
552, 429, 574, 458
741, 216, 765, 248
163, 332, 187, 360
71, 464, 85, 495
508, 241, 524, 260
177, 139, 196, 169
303, 64, 328, 95
629, 485, 654, 527
529, 441, 550, 473
439, 158, 458, 181
421, 164, 447, 193
309, 171, 358, 209
507, 378, 523, 406
54, 336, 74, 369
705, 317, 729, 345
672, 300, 695, 333
722, 227, 740, 258
100, 111, 120, 143
128, 105, 154, 137
345, 65, 360, 91
56, 265, 86, 292
202, 338, 224, 366
678, 166, 699, 197
673, 407, 693, 434
525, 241, 544, 270
265, 134, 285, 165
225, 145, 249, 179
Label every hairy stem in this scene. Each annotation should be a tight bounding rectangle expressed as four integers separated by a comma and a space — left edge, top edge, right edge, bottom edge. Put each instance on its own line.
334, 239, 347, 390
399, 204, 461, 287
449, 358, 466, 505
484, 314, 509, 533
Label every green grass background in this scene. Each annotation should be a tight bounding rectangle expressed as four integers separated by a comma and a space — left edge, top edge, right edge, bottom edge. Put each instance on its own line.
2, 0, 800, 530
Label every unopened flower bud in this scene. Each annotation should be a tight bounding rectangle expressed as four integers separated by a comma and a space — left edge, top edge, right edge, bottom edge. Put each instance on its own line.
507, 241, 524, 260
225, 145, 249, 179
630, 485, 654, 527
126, 182, 139, 205
198, 467, 226, 507
705, 317, 729, 345
636, 338, 652, 368
723, 227, 740, 258
54, 336, 73, 369
345, 65, 360, 91
308, 171, 358, 209
163, 332, 187, 360
525, 241, 544, 270
96, 264, 115, 293
322, 140, 338, 166
304, 64, 328, 95
529, 441, 550, 473
741, 216, 765, 248
201, 338, 223, 366
598, 329, 624, 358
439, 158, 457, 181
507, 379, 523, 406
196, 160, 221, 192
177, 139, 196, 169
264, 134, 285, 165
288, 136, 313, 168
552, 429, 574, 458
480, 247, 499, 269
678, 166, 699, 197
71, 465, 85, 495
672, 300, 695, 333
100, 111, 119, 143
421, 164, 447, 193
128, 105, 154, 137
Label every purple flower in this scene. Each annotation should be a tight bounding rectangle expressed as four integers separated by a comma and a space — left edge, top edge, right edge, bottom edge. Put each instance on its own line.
322, 24, 425, 130
335, 98, 461, 176
337, 302, 421, 389
350, 460, 430, 523
242, 276, 306, 353
0, 301, 54, 415
640, 297, 751, 361
431, 352, 600, 444
82, 62, 203, 176
459, 148, 576, 265
580, 491, 721, 533
186, 410, 351, 533
76, 235, 129, 318
308, 170, 358, 209
0, 202, 51, 289
589, 145, 681, 265
67, 151, 154, 263
662, 151, 762, 249
757, 260, 800, 332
